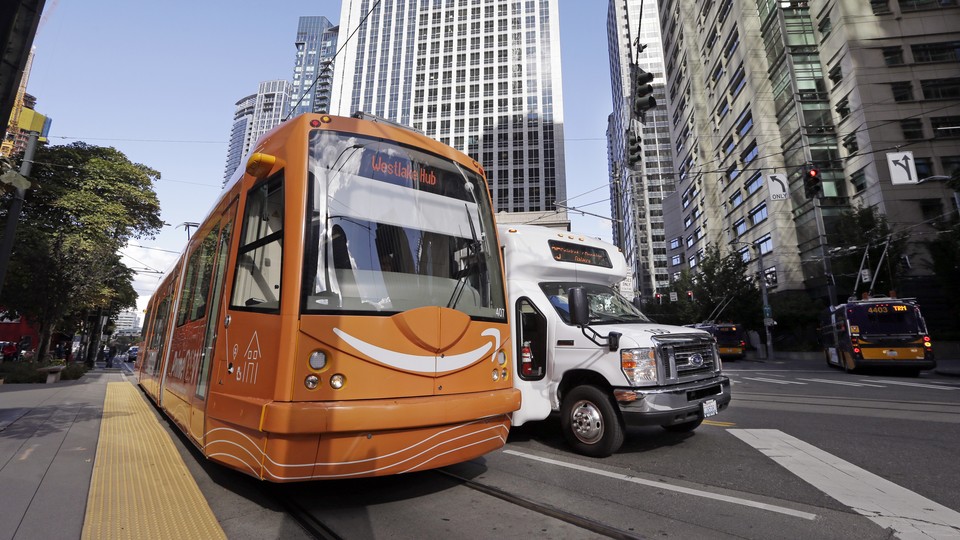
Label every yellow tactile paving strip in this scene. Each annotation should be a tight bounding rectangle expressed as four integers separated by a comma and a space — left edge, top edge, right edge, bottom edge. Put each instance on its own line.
82, 382, 227, 540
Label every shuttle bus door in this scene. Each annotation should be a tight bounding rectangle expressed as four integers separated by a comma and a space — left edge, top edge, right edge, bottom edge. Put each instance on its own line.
512, 297, 551, 426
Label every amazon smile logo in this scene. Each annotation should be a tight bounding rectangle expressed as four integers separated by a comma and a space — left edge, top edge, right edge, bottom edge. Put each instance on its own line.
333, 328, 501, 374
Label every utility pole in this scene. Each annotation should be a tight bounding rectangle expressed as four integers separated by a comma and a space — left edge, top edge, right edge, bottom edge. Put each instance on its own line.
755, 242, 774, 361
0, 131, 38, 297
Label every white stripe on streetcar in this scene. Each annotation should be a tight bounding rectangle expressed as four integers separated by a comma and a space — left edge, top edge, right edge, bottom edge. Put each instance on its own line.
865, 379, 957, 390
729, 429, 960, 538
797, 378, 885, 388
502, 449, 817, 520
743, 377, 806, 385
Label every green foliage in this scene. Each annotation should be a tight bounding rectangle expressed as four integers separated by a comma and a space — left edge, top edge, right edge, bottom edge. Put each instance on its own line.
644, 244, 761, 330
0, 142, 163, 360
768, 290, 825, 351
830, 205, 907, 300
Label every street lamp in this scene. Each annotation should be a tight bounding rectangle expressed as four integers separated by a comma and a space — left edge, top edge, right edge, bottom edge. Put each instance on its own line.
917, 176, 960, 214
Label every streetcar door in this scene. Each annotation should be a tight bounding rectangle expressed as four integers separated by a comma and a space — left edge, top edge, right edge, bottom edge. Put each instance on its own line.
190, 200, 238, 442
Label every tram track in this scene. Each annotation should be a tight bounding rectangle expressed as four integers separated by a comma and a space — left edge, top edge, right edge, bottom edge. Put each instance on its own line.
433, 469, 643, 540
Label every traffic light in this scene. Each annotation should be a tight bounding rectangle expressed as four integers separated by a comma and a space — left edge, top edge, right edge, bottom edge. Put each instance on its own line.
803, 166, 822, 199
655, 293, 662, 304
627, 133, 642, 167
686, 290, 694, 300
631, 65, 656, 118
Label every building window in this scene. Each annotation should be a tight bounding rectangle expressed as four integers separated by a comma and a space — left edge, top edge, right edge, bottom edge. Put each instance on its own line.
670, 237, 681, 250
671, 254, 681, 266
921, 78, 960, 100
901, 0, 959, 12
749, 204, 768, 226
870, 0, 892, 14
851, 168, 868, 193
901, 119, 925, 140
913, 42, 960, 63
882, 46, 904, 66
734, 218, 747, 236
915, 157, 934, 178
736, 109, 754, 137
818, 16, 832, 40
932, 116, 960, 138
745, 171, 763, 195
730, 191, 743, 208
828, 64, 842, 84
757, 235, 773, 255
836, 97, 851, 120
891, 82, 914, 102
741, 141, 759, 165
843, 133, 859, 154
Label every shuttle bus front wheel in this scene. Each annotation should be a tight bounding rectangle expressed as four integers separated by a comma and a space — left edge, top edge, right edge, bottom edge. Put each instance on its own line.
560, 385, 625, 458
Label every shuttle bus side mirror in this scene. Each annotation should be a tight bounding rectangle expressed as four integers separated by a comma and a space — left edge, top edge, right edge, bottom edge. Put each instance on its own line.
568, 287, 589, 327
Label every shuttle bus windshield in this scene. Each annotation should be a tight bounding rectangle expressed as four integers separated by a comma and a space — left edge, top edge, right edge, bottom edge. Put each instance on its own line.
302, 129, 505, 319
540, 282, 653, 325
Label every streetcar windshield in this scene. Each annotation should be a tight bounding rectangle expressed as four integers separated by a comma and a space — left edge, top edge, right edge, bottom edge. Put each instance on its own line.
539, 282, 652, 325
846, 303, 927, 335
302, 129, 505, 320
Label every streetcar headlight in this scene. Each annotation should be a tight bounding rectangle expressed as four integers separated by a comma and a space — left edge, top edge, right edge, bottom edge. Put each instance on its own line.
497, 350, 506, 366
491, 369, 500, 381
304, 374, 320, 390
621, 348, 657, 385
330, 373, 345, 389
309, 350, 327, 370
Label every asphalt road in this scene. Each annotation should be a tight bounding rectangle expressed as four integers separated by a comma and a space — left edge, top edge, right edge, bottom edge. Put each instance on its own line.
136, 357, 960, 539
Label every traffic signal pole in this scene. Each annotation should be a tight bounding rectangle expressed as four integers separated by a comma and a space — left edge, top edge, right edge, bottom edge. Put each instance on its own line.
0, 131, 37, 297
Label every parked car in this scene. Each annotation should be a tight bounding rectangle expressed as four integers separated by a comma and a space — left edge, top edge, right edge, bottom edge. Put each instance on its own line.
126, 346, 139, 362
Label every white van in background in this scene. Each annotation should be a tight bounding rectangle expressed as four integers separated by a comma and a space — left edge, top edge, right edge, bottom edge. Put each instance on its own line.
500, 225, 732, 456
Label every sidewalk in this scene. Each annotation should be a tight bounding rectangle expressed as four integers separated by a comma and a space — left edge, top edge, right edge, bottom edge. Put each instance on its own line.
0, 368, 121, 540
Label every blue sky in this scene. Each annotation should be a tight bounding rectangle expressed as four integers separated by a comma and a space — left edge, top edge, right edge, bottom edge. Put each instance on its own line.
27, 0, 614, 312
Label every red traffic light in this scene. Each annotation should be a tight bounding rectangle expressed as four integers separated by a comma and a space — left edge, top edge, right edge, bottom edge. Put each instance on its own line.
808, 168, 819, 178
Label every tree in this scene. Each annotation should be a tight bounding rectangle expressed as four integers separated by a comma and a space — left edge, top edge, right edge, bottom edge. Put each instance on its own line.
830, 205, 906, 300
0, 142, 162, 361
644, 244, 760, 330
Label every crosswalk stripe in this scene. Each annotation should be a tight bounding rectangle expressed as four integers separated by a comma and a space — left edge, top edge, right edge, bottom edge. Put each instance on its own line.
797, 378, 885, 388
730, 429, 960, 538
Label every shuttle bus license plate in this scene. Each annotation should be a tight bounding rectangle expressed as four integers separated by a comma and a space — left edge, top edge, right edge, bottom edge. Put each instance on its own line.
702, 399, 718, 417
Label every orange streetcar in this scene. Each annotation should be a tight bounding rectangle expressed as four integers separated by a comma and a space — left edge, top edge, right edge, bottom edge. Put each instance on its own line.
137, 113, 519, 481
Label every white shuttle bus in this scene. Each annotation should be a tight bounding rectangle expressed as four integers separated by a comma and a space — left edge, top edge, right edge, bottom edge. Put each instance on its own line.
500, 225, 732, 456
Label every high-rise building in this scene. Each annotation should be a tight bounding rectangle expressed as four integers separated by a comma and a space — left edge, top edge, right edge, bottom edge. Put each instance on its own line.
330, 0, 569, 219
222, 80, 291, 184
290, 16, 340, 117
656, 0, 959, 318
223, 93, 256, 183
607, 0, 673, 301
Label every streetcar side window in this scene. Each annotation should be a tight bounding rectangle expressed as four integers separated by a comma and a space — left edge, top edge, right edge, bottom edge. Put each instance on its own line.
231, 175, 284, 312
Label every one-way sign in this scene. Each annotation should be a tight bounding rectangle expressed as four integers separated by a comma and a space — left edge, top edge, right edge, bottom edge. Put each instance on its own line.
887, 151, 918, 184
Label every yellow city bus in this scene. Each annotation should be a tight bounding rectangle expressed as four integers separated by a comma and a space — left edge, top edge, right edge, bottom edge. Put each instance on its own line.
820, 296, 935, 375
136, 113, 519, 481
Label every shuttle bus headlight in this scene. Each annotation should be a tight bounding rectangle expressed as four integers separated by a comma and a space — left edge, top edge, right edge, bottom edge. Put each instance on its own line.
304, 374, 320, 390
497, 350, 507, 366
330, 374, 345, 389
501, 368, 508, 380
491, 369, 500, 381
309, 350, 328, 370
621, 348, 658, 385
